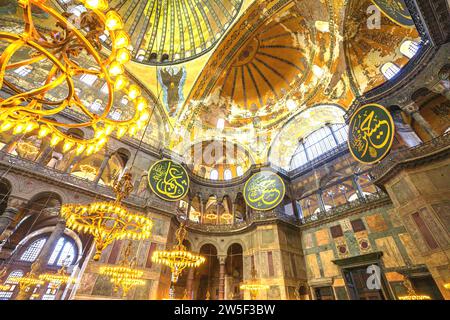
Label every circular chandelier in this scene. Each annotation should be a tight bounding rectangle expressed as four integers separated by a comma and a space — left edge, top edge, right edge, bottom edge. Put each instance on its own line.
99, 243, 145, 297
0, 0, 151, 155
239, 283, 270, 299
152, 223, 205, 283
239, 267, 269, 300
61, 172, 153, 261
9, 267, 44, 292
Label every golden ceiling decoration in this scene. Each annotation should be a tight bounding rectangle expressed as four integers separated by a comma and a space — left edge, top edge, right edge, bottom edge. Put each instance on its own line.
0, 0, 151, 156
344, 0, 420, 94
100, 243, 145, 297
61, 172, 153, 261
96, 0, 243, 65
181, 0, 331, 130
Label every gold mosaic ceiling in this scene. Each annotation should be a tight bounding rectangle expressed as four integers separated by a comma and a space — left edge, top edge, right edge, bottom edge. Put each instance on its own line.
106, 0, 243, 65
0, 0, 421, 167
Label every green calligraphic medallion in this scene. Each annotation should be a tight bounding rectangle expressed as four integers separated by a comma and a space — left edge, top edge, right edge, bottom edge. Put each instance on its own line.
244, 171, 285, 211
348, 104, 395, 164
371, 0, 415, 27
148, 159, 190, 202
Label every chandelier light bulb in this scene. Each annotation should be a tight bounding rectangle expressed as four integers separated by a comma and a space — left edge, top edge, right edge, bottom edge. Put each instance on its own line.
114, 31, 130, 49
109, 61, 124, 77
105, 11, 123, 31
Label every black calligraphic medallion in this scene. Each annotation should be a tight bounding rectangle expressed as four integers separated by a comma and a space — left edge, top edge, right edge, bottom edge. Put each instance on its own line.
348, 104, 395, 164
148, 159, 189, 201
371, 0, 415, 27
244, 171, 285, 211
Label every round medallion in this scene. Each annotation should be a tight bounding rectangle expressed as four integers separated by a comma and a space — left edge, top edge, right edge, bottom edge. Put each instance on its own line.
148, 159, 190, 201
348, 104, 395, 164
371, 0, 415, 27
243, 171, 285, 211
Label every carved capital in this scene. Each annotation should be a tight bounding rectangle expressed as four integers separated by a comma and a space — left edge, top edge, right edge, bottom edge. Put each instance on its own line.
402, 101, 420, 114
218, 255, 227, 265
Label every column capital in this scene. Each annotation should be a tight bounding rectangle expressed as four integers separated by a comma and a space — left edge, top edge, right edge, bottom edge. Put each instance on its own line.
218, 255, 227, 264
401, 101, 420, 114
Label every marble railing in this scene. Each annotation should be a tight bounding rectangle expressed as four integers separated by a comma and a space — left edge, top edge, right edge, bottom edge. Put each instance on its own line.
183, 191, 390, 232
300, 191, 390, 225
0, 151, 176, 213
370, 131, 450, 181
182, 207, 298, 233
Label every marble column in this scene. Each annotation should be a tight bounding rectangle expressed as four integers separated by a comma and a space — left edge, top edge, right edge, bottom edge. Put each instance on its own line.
351, 175, 365, 200
186, 268, 195, 299
0, 207, 18, 237
218, 255, 226, 300
36, 146, 53, 165
1, 135, 21, 154
317, 191, 326, 213
94, 153, 112, 184
65, 156, 81, 173
404, 102, 439, 139
390, 108, 422, 147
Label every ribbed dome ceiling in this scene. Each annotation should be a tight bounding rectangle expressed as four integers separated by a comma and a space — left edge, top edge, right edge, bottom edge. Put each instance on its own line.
109, 0, 243, 65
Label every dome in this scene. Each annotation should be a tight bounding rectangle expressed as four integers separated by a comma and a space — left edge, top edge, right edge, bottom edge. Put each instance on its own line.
106, 0, 243, 65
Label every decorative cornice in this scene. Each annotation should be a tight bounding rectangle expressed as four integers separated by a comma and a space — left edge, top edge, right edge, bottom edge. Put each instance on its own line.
371, 132, 450, 184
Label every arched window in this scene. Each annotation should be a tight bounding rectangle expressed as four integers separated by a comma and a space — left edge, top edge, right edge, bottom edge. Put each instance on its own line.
236, 166, 244, 177
290, 124, 348, 170
381, 62, 401, 80
400, 40, 420, 59
110, 109, 122, 120
80, 68, 98, 86
0, 270, 24, 300
20, 238, 47, 262
348, 192, 372, 202
100, 83, 109, 94
224, 169, 232, 180
210, 169, 219, 180
14, 65, 33, 77
68, 4, 87, 17
20, 236, 77, 266
90, 99, 102, 112
217, 118, 225, 130
48, 237, 76, 266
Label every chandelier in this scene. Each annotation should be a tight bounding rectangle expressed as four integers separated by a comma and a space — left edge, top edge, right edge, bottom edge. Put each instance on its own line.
39, 264, 76, 289
61, 172, 153, 261
152, 223, 205, 284
99, 242, 145, 297
0, 284, 11, 291
398, 277, 431, 300
239, 267, 269, 300
153, 223, 205, 299
9, 263, 44, 293
0, 0, 151, 155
